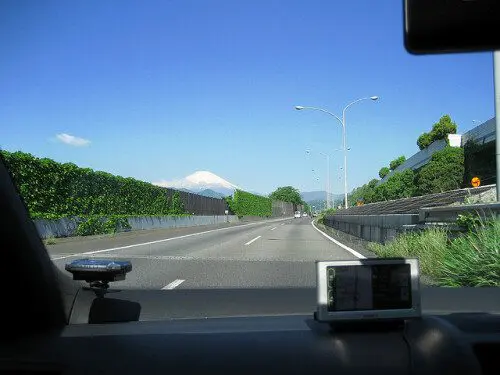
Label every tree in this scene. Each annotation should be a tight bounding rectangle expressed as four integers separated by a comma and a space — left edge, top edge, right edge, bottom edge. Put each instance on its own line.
382, 170, 416, 200
269, 186, 303, 205
431, 114, 457, 140
389, 156, 406, 171
417, 132, 433, 150
347, 178, 380, 206
417, 115, 458, 150
416, 146, 464, 194
379, 167, 390, 179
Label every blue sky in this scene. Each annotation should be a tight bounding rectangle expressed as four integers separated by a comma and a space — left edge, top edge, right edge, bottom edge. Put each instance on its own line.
0, 0, 494, 195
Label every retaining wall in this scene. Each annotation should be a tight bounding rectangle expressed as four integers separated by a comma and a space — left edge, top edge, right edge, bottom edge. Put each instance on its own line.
34, 215, 240, 239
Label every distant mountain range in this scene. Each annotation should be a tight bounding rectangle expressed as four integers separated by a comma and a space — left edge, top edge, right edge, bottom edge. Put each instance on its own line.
196, 188, 226, 199
301, 190, 343, 203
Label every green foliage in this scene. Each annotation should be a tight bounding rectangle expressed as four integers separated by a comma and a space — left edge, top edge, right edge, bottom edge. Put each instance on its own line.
378, 167, 390, 179
226, 189, 272, 217
417, 132, 433, 150
170, 192, 185, 214
369, 221, 500, 287
389, 156, 406, 171
380, 170, 416, 200
75, 215, 131, 236
456, 213, 483, 232
417, 115, 457, 150
369, 228, 449, 278
269, 186, 303, 205
349, 170, 415, 205
432, 114, 457, 140
415, 146, 464, 194
1, 150, 187, 217
44, 237, 57, 245
439, 220, 500, 287
348, 178, 378, 206
317, 208, 336, 225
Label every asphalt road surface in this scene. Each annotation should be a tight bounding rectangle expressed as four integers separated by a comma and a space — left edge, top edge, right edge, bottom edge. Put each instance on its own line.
49, 217, 366, 290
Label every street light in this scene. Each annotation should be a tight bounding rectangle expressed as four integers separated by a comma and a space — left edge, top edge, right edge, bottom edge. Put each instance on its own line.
307, 150, 330, 209
295, 96, 379, 209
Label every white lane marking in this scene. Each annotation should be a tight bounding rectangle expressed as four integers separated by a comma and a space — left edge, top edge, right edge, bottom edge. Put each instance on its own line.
161, 279, 185, 290
270, 227, 277, 231
244, 235, 261, 246
50, 217, 292, 260
311, 220, 366, 259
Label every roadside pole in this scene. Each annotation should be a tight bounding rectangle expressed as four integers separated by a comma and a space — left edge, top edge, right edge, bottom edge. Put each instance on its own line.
495, 52, 500, 201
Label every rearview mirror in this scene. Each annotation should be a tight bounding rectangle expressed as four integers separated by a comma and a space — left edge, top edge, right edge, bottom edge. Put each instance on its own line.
404, 0, 500, 54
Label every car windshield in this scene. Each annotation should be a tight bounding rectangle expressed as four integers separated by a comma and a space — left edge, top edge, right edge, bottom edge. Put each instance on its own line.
0, 1, 497, 295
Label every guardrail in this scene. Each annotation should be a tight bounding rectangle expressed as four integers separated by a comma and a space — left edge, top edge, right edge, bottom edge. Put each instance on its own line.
419, 202, 500, 223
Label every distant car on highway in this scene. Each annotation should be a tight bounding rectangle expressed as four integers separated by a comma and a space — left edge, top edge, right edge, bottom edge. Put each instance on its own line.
302, 213, 308, 217
294, 211, 301, 218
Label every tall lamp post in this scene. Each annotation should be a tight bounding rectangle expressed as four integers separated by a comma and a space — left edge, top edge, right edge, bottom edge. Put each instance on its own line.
295, 96, 378, 209
307, 150, 330, 209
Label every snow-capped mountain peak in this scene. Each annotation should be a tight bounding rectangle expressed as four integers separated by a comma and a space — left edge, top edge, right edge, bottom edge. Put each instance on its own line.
184, 171, 238, 189
152, 171, 239, 196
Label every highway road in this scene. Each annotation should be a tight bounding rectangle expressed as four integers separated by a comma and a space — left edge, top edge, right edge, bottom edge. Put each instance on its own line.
48, 217, 371, 290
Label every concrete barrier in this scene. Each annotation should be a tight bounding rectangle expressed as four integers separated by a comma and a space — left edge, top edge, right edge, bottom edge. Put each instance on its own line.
34, 215, 240, 239
324, 214, 419, 244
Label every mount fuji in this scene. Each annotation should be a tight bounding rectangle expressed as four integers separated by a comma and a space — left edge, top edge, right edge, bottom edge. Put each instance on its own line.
152, 171, 239, 197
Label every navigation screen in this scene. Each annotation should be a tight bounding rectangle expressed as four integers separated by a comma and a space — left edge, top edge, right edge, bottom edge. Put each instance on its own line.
327, 264, 412, 311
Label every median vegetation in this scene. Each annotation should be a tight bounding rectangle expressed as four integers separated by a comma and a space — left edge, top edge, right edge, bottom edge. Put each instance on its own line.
369, 219, 500, 287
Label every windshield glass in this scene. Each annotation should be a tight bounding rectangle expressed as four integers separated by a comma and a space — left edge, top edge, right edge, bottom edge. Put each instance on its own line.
0, 1, 496, 293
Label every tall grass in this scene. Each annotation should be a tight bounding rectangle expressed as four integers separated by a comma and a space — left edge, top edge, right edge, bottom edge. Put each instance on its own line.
369, 228, 449, 278
369, 221, 500, 287
439, 220, 500, 287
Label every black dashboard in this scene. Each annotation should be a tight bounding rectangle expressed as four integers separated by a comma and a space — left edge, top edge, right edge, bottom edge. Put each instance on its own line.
2, 286, 500, 375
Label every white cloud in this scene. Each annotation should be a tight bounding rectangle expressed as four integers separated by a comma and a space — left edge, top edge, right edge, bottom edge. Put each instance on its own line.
55, 133, 91, 147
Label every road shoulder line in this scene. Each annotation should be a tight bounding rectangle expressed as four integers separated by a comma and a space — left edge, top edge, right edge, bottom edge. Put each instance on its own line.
311, 220, 366, 259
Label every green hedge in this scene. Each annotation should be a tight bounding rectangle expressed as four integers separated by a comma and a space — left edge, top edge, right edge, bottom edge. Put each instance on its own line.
226, 189, 272, 217
1, 150, 185, 217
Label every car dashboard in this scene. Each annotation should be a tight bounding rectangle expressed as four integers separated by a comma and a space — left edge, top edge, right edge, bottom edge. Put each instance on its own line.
2, 287, 500, 375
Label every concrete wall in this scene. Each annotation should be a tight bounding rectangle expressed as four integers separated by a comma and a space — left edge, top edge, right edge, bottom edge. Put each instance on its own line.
324, 214, 419, 244
34, 215, 239, 239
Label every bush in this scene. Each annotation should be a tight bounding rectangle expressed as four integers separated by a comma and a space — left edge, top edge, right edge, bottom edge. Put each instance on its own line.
389, 156, 406, 171
75, 215, 132, 236
417, 132, 433, 150
379, 167, 390, 179
416, 146, 464, 194
1, 150, 187, 217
